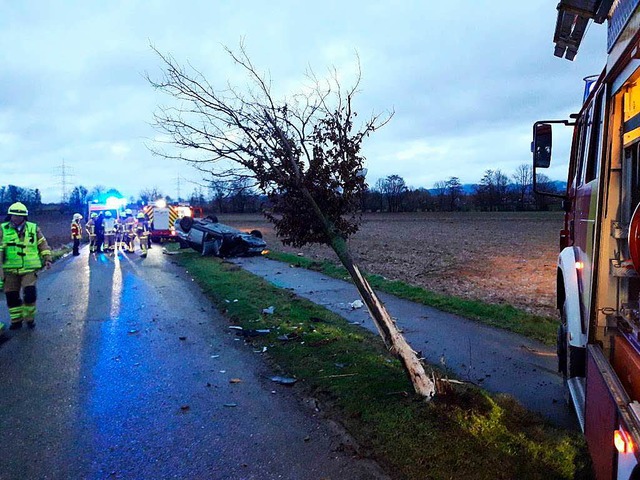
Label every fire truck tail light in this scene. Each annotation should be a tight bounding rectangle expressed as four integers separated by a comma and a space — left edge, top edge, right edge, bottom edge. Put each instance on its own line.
575, 261, 584, 270
614, 429, 635, 454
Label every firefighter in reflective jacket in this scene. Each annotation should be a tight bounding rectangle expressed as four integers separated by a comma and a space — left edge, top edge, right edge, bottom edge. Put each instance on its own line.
122, 209, 136, 253
103, 211, 116, 252
86, 212, 98, 253
135, 212, 149, 257
0, 202, 52, 331
71, 213, 82, 256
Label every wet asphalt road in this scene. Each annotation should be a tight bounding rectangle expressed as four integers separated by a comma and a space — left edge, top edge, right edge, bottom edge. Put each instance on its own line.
231, 256, 576, 430
0, 247, 389, 480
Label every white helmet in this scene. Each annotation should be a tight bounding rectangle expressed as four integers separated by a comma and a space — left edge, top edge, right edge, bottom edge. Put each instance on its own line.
125, 208, 133, 215
105, 211, 112, 217
73, 213, 83, 221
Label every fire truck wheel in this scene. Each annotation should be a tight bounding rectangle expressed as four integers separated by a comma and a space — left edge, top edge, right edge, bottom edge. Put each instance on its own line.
250, 229, 262, 238
179, 216, 194, 233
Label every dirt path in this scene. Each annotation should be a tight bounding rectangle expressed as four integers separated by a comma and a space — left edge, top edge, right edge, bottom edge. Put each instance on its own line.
0, 246, 388, 480
231, 256, 576, 430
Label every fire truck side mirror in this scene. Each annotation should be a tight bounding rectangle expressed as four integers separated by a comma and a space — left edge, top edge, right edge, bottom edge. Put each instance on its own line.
532, 123, 552, 168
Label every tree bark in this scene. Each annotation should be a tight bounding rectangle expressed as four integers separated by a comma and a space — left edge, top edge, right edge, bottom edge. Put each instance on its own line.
329, 235, 436, 398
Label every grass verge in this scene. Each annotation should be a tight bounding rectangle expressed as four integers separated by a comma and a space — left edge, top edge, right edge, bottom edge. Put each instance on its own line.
266, 251, 558, 346
172, 250, 589, 480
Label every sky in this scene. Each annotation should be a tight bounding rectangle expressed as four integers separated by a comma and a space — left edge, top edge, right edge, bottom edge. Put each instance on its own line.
0, 1, 609, 203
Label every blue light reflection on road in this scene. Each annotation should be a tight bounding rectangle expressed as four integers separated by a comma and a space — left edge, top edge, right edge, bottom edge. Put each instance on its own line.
85, 252, 153, 458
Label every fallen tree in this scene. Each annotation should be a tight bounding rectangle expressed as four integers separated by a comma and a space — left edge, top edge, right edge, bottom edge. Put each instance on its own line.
147, 43, 435, 398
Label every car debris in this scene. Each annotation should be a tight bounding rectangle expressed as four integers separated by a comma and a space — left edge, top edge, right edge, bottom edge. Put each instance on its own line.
349, 300, 364, 309
270, 376, 297, 385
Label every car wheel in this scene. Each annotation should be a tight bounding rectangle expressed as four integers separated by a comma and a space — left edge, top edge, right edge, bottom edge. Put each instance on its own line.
206, 215, 219, 223
179, 216, 194, 233
250, 229, 262, 238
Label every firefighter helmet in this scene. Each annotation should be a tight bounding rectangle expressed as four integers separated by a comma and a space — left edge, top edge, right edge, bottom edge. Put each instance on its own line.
104, 211, 112, 217
136, 212, 146, 219
90, 212, 98, 218
125, 208, 133, 216
7, 202, 28, 216
73, 213, 82, 221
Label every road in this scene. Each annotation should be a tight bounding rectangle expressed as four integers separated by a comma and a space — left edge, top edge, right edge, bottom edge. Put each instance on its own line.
0, 246, 388, 480
231, 256, 576, 429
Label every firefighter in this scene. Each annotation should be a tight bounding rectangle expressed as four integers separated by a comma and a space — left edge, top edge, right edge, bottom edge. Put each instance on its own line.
71, 213, 83, 256
123, 209, 136, 253
135, 212, 150, 257
86, 212, 98, 253
103, 211, 116, 252
94, 211, 105, 253
0, 202, 52, 330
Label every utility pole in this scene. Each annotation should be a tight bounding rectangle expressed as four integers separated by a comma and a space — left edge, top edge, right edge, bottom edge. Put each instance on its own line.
55, 160, 74, 204
176, 175, 182, 201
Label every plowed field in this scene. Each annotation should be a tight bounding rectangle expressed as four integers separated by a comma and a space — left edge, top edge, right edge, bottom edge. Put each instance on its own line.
223, 212, 563, 319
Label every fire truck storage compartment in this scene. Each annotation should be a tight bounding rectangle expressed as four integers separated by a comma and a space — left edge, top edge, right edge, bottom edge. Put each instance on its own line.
585, 345, 619, 480
585, 344, 636, 480
153, 207, 171, 230
612, 334, 640, 402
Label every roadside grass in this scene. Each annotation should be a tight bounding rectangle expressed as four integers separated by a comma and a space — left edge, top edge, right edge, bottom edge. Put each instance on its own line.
51, 246, 71, 262
173, 250, 590, 480
266, 251, 558, 346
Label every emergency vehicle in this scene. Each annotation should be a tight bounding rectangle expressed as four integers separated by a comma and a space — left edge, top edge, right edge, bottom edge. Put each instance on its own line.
86, 196, 127, 219
533, 1, 640, 478
142, 199, 202, 242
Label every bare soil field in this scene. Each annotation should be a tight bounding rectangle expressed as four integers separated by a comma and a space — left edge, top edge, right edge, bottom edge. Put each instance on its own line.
30, 210, 71, 249
222, 211, 564, 319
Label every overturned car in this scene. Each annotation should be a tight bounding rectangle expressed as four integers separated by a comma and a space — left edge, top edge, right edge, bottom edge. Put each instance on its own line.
175, 216, 267, 257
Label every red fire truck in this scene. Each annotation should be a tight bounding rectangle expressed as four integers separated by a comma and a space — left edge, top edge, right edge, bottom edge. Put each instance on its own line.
534, 1, 640, 478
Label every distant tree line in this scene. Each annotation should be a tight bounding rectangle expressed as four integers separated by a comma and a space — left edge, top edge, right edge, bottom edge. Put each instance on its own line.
0, 185, 42, 215
366, 164, 562, 212
3, 163, 562, 216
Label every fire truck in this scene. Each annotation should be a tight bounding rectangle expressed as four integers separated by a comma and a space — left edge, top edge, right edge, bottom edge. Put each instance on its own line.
142, 199, 202, 242
534, 1, 640, 478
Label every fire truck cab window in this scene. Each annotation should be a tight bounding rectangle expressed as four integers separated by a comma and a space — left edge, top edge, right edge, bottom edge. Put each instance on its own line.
584, 88, 605, 184
576, 104, 593, 187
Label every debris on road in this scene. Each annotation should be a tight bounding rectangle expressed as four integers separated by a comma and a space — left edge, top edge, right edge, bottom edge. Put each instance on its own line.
224, 403, 238, 407
241, 329, 271, 337
349, 300, 364, 309
262, 306, 275, 315
229, 378, 242, 384
270, 376, 297, 385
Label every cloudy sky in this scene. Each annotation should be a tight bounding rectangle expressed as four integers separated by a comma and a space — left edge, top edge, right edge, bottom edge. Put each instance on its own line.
1, 1, 608, 203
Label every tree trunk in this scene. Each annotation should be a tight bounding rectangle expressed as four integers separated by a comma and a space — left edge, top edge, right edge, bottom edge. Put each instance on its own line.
329, 235, 436, 399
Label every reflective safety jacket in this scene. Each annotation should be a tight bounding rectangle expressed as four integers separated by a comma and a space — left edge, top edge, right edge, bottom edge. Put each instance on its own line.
0, 221, 52, 274
71, 221, 82, 239
135, 220, 149, 234
85, 219, 95, 235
